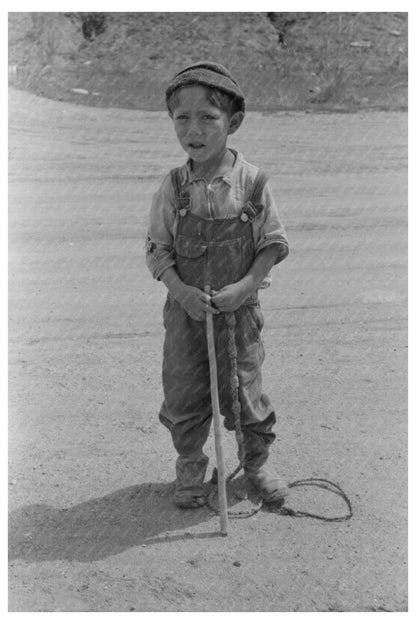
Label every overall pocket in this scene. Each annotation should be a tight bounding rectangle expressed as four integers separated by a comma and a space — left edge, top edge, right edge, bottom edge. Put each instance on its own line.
175, 235, 207, 259
175, 235, 207, 287
243, 304, 264, 342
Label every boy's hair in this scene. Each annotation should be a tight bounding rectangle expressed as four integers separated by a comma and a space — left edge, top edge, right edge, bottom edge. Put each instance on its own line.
166, 61, 245, 116
166, 85, 241, 117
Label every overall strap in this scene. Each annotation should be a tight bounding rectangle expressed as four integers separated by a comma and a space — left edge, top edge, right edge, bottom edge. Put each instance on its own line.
241, 170, 268, 222
170, 167, 191, 215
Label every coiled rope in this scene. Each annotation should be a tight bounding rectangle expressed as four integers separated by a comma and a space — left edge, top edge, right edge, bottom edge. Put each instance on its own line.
267, 478, 353, 522
208, 474, 353, 521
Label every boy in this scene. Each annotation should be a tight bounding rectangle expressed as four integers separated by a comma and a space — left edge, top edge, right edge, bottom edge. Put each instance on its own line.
146, 62, 289, 509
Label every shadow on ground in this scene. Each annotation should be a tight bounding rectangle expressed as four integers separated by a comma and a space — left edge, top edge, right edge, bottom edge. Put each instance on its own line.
8, 482, 220, 563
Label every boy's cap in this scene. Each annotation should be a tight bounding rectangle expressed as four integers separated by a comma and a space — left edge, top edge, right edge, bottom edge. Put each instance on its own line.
166, 61, 245, 113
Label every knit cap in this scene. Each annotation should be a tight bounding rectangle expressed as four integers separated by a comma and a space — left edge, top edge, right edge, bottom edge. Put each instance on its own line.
165, 61, 245, 113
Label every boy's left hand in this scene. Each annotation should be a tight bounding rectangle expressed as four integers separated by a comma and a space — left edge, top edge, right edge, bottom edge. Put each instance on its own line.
211, 282, 249, 313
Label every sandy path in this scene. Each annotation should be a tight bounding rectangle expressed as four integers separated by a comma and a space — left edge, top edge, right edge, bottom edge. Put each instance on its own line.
8, 89, 407, 612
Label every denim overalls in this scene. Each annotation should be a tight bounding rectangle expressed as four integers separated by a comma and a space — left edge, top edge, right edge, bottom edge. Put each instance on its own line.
159, 169, 277, 501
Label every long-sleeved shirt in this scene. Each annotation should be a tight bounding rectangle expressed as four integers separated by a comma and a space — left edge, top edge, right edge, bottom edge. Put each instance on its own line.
146, 149, 288, 284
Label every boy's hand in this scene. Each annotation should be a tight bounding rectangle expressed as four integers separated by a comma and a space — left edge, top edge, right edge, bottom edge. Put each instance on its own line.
180, 285, 219, 321
211, 282, 249, 313
210, 246, 282, 312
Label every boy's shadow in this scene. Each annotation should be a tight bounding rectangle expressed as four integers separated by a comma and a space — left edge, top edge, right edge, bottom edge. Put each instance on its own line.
9, 481, 218, 563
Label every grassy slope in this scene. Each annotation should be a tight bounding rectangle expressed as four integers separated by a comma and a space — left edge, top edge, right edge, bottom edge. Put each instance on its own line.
8, 12, 407, 112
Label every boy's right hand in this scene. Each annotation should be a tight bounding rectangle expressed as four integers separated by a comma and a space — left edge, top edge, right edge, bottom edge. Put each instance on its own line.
179, 285, 219, 321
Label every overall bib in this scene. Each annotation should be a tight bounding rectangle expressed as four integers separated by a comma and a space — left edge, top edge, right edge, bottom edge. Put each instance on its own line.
160, 170, 277, 502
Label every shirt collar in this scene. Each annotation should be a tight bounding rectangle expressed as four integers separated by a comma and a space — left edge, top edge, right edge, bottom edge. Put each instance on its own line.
181, 149, 243, 187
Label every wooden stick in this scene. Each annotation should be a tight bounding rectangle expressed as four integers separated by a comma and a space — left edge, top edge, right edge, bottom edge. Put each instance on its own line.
205, 285, 229, 536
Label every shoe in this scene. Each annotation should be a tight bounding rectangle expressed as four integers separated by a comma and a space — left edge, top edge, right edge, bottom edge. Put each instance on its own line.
173, 450, 209, 509
246, 468, 289, 503
173, 493, 207, 509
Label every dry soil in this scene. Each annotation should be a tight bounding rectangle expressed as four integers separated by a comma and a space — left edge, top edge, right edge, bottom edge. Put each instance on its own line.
8, 88, 407, 612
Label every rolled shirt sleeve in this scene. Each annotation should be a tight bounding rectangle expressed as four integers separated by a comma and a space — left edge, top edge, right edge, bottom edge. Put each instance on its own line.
252, 182, 289, 265
146, 175, 177, 280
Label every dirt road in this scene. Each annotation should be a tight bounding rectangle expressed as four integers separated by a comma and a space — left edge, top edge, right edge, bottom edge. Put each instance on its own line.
8, 88, 407, 611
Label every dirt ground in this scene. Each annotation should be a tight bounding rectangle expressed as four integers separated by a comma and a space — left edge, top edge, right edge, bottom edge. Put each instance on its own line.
8, 87, 407, 612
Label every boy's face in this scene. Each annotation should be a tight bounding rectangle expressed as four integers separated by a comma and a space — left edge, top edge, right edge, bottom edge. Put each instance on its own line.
170, 86, 242, 166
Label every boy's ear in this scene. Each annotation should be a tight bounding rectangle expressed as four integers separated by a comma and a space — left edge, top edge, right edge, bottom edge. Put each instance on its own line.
228, 111, 244, 135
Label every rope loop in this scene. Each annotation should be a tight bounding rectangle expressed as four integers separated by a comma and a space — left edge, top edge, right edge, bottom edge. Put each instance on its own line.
266, 478, 353, 522
208, 476, 353, 522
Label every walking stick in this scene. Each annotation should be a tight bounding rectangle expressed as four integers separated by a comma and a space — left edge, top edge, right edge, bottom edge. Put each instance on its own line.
205, 285, 229, 536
